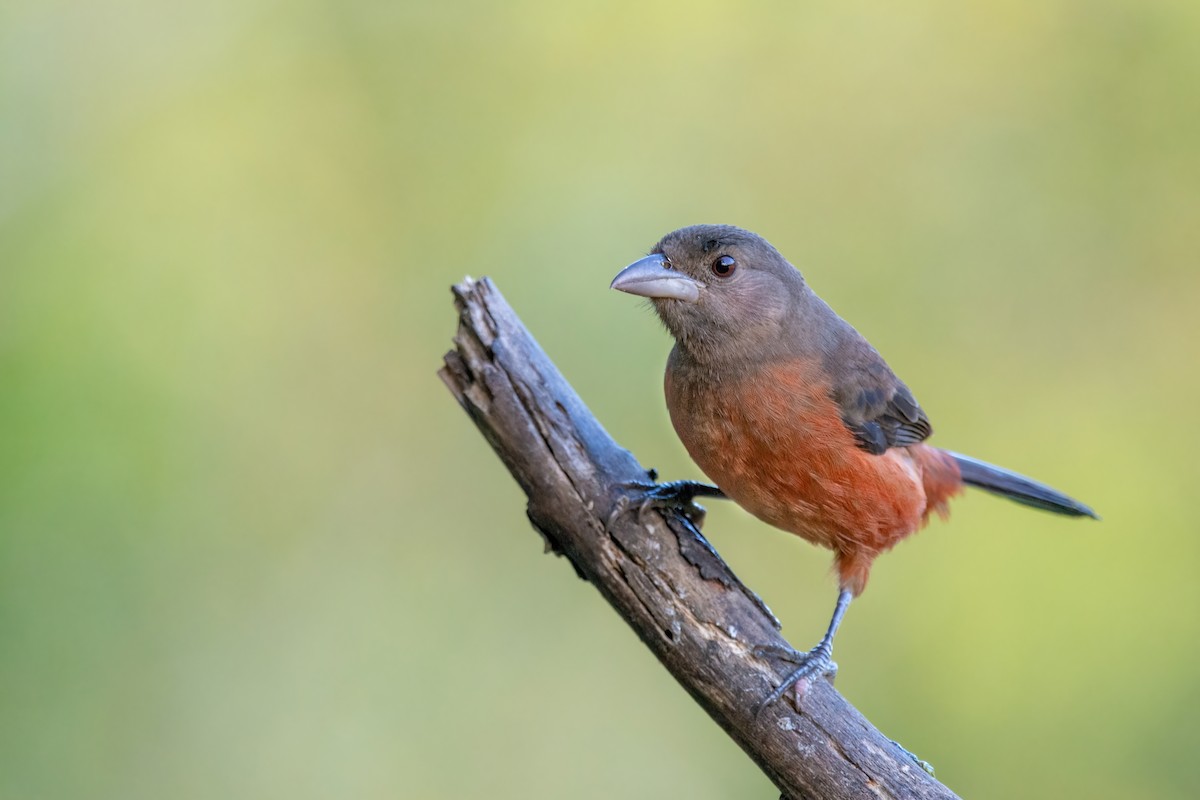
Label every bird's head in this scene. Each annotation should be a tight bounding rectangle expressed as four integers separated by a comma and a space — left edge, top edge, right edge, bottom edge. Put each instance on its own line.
611, 224, 806, 364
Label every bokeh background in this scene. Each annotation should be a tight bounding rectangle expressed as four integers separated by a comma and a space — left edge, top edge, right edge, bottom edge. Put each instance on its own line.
3, 0, 1199, 798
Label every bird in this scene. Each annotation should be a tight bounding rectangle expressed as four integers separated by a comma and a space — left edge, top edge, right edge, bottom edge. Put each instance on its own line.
610, 224, 1096, 708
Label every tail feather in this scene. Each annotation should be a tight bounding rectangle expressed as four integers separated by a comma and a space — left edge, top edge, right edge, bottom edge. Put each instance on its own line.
948, 451, 1098, 519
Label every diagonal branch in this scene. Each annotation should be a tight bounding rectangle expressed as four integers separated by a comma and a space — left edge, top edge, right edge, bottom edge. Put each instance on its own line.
438, 277, 960, 800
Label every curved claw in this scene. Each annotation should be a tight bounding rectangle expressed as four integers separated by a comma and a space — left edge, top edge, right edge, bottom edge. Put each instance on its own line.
752, 643, 818, 664
754, 646, 838, 715
605, 490, 634, 529
606, 480, 722, 530
605, 481, 656, 528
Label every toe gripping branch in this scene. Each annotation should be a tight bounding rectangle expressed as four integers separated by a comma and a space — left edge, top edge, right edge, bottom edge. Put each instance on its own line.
756, 587, 853, 713
755, 641, 838, 713
608, 475, 727, 529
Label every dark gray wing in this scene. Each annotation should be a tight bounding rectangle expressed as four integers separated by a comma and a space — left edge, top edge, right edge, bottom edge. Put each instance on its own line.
826, 335, 933, 455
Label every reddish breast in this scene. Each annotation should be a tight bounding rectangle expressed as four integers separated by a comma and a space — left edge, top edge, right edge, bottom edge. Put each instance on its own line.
664, 357, 931, 560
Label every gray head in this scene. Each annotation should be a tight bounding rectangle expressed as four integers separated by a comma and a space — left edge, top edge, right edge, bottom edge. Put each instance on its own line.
611, 224, 809, 364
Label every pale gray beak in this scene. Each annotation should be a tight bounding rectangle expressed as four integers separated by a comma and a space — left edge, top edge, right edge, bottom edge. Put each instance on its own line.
610, 255, 703, 303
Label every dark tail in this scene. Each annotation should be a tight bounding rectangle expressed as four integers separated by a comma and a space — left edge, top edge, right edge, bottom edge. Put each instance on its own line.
948, 452, 1098, 519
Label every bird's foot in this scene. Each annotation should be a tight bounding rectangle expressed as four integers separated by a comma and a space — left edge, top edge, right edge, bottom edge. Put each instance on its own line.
607, 476, 724, 530
753, 642, 838, 714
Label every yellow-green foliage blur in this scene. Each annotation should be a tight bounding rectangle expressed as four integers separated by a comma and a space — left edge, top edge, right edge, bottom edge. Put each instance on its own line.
3, 0, 1199, 798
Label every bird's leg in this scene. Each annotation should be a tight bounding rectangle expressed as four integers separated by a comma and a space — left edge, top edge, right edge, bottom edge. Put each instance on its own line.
757, 588, 854, 710
607, 475, 726, 529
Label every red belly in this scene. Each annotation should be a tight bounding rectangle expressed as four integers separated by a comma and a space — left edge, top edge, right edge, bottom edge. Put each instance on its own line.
665, 358, 955, 593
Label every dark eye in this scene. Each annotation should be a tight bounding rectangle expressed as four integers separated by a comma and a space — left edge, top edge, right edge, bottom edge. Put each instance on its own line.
711, 255, 736, 277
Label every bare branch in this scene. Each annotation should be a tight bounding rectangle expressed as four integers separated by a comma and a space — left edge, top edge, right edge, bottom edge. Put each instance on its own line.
439, 277, 960, 800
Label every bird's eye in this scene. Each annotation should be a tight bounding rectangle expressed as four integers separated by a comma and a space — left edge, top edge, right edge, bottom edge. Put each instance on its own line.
712, 255, 736, 277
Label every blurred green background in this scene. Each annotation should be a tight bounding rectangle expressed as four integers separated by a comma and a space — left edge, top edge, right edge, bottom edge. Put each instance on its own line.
2, 0, 1198, 797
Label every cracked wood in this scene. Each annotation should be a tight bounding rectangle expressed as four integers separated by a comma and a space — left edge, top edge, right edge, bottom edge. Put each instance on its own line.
439, 276, 961, 800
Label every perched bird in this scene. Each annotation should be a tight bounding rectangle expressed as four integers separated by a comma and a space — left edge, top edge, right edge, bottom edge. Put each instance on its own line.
611, 224, 1096, 707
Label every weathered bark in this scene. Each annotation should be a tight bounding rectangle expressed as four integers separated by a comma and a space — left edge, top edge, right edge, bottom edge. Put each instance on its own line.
439, 277, 960, 800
